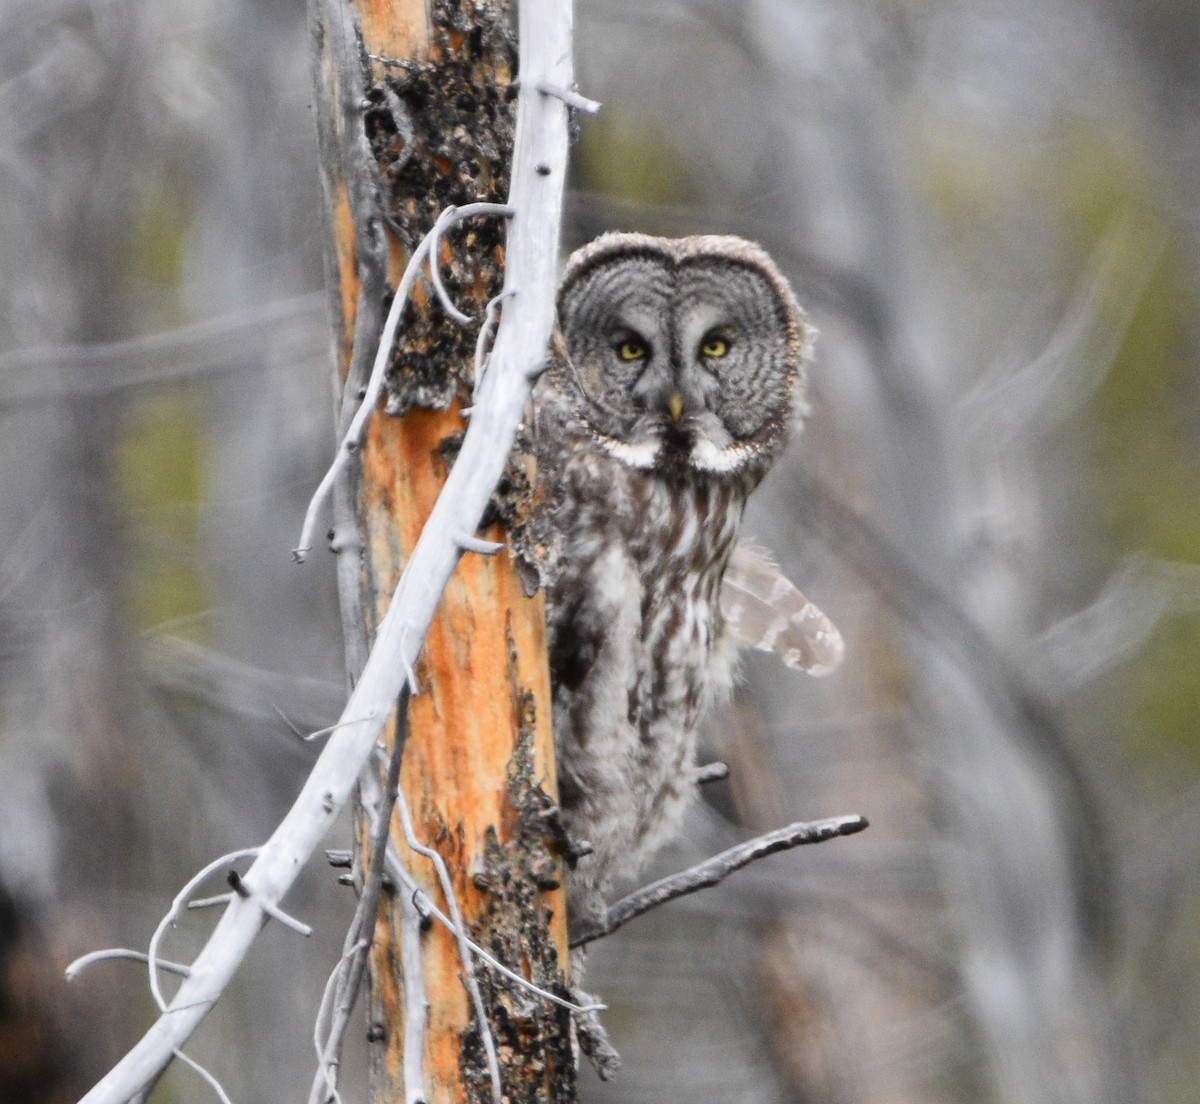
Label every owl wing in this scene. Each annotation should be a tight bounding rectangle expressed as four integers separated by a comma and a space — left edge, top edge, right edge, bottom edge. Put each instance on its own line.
720, 541, 844, 677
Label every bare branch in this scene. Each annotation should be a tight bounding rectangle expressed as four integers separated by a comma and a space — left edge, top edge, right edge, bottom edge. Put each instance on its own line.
796, 475, 1108, 876
0, 294, 325, 409
143, 633, 344, 733
570, 815, 869, 948
957, 215, 1163, 443
397, 624, 422, 696
296, 713, 380, 745
186, 894, 235, 911
1028, 556, 1200, 696
574, 999, 621, 1081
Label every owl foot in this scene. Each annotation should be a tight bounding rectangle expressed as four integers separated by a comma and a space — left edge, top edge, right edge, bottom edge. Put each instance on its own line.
566, 884, 610, 949
571, 986, 621, 1080
541, 804, 594, 867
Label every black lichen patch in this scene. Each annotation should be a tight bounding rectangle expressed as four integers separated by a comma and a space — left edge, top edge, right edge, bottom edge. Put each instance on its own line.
364, 0, 518, 415
459, 627, 575, 1103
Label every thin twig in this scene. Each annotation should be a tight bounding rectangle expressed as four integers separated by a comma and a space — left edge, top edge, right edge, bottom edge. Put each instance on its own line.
427, 211, 473, 325
312, 940, 368, 1104
570, 815, 869, 948
143, 635, 343, 735
454, 532, 505, 556
294, 202, 513, 562
173, 1049, 234, 1104
226, 871, 314, 937
533, 77, 601, 114
400, 886, 429, 1104
472, 289, 515, 401
65, 949, 191, 982
397, 624, 421, 696
187, 894, 234, 911
297, 712, 379, 744
147, 849, 261, 1012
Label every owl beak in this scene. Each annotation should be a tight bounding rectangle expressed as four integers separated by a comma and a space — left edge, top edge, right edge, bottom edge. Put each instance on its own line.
667, 391, 685, 422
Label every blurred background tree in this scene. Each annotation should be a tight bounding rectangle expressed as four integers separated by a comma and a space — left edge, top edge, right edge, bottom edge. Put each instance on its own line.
1, 1, 1197, 1102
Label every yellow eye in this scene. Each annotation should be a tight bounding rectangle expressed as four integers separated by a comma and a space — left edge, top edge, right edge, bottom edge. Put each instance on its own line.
617, 338, 647, 361
701, 334, 730, 358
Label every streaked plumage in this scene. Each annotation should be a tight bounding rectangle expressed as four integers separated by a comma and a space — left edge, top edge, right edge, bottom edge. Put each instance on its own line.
535, 233, 842, 930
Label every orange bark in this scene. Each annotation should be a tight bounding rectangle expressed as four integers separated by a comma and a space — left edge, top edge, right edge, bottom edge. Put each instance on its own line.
359, 408, 566, 1102
358, 0, 431, 60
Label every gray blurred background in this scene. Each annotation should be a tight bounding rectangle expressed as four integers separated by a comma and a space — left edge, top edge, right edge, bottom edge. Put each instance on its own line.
2, 1, 1198, 1101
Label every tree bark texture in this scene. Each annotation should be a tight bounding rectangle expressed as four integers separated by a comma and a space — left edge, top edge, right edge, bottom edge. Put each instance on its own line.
309, 2, 573, 1102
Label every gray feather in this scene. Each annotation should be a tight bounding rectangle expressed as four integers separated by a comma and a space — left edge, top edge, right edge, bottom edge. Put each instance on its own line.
721, 541, 844, 676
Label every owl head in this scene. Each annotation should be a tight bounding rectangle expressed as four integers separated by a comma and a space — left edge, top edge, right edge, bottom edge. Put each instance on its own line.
554, 232, 814, 478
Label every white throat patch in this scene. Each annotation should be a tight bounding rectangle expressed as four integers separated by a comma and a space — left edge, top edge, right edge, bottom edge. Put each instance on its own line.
689, 436, 752, 473
597, 434, 661, 469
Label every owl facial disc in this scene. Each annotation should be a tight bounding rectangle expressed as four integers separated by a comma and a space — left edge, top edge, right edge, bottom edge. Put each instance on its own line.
555, 232, 812, 479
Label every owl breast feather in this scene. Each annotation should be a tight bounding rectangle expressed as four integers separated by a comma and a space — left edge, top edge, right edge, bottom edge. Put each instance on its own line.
545, 442, 746, 909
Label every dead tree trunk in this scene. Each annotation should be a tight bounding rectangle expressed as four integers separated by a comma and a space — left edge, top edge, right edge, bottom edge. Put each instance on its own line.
308, 1, 573, 1101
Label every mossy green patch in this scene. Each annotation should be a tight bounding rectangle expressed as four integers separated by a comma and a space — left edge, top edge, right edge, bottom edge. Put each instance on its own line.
115, 392, 209, 635
1054, 131, 1200, 766
573, 111, 698, 209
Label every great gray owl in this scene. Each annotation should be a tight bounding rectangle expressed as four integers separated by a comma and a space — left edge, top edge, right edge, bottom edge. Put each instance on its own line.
534, 232, 843, 934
